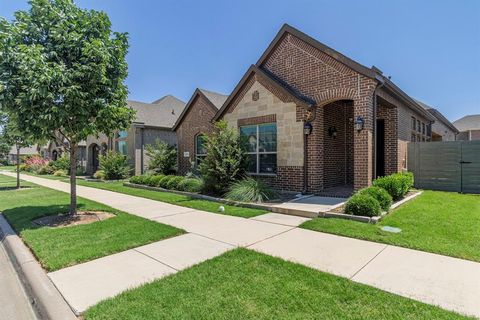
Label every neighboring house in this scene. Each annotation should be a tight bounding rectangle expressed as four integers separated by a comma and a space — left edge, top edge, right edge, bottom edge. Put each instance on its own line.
43, 140, 87, 169
8, 145, 39, 164
85, 95, 186, 175
176, 24, 437, 195
415, 100, 458, 141
453, 114, 480, 141
173, 88, 228, 174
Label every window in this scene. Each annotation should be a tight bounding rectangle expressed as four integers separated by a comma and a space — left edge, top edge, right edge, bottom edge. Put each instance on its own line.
195, 135, 207, 165
411, 133, 417, 142
411, 117, 416, 130
422, 123, 426, 135
240, 123, 277, 174
116, 130, 128, 156
417, 120, 421, 133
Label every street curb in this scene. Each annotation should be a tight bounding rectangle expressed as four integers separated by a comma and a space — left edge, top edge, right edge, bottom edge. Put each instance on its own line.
0, 214, 77, 320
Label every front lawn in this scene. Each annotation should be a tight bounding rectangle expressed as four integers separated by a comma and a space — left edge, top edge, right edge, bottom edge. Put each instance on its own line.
0, 174, 183, 271
301, 191, 480, 262
22, 173, 267, 218
85, 249, 467, 320
0, 165, 15, 171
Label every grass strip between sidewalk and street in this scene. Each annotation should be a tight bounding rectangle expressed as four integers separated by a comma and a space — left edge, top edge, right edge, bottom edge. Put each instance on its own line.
85, 248, 468, 320
0, 174, 183, 271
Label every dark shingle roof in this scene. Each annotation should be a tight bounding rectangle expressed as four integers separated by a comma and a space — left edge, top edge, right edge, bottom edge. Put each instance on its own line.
453, 114, 480, 132
128, 96, 186, 128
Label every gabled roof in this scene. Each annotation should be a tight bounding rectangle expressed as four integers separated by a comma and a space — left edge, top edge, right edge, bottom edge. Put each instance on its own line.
128, 96, 186, 128
453, 114, 480, 132
255, 23, 434, 121
415, 99, 459, 133
214, 65, 315, 121
172, 89, 228, 131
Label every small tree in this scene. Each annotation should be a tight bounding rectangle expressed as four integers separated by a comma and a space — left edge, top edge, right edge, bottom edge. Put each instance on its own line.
98, 151, 130, 180
199, 121, 249, 194
0, 0, 135, 214
145, 139, 177, 175
1, 116, 34, 189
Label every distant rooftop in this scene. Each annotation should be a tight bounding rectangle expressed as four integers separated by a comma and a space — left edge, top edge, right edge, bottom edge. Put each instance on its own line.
129, 95, 186, 128
453, 114, 480, 132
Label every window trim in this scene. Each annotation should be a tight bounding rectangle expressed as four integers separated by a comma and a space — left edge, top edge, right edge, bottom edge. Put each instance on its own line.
240, 123, 277, 175
195, 134, 207, 165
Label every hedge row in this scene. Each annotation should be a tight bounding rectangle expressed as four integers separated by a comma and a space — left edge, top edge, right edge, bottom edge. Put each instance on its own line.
345, 172, 414, 217
129, 174, 203, 193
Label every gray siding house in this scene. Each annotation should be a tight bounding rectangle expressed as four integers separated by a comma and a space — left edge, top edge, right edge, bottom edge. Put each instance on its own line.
415, 100, 458, 141
85, 95, 186, 175
454, 114, 480, 141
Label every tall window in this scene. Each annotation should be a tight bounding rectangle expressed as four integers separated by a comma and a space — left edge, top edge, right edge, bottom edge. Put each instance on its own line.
417, 120, 421, 133
195, 134, 207, 165
116, 130, 128, 156
240, 123, 277, 174
411, 117, 416, 130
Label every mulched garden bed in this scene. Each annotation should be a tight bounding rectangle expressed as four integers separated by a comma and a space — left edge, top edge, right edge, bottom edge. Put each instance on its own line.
33, 211, 115, 228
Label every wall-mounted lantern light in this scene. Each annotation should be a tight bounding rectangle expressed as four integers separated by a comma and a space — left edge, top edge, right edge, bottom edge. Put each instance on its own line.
328, 126, 338, 138
355, 116, 365, 132
304, 122, 313, 135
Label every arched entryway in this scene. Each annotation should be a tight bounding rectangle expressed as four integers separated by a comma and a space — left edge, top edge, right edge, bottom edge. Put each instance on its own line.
52, 150, 58, 161
322, 100, 355, 192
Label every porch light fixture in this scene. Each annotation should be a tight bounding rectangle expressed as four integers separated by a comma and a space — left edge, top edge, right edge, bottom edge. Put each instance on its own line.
328, 126, 338, 138
304, 122, 313, 135
355, 116, 365, 132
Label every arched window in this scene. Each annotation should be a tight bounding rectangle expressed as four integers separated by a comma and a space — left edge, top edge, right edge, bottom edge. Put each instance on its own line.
195, 134, 207, 165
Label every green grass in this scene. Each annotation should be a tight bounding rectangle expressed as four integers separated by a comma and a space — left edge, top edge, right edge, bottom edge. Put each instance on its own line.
0, 174, 183, 271
301, 191, 480, 262
0, 165, 15, 171
24, 173, 267, 218
85, 249, 468, 320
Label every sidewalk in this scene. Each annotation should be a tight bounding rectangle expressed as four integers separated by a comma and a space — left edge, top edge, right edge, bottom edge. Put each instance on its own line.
3, 172, 480, 318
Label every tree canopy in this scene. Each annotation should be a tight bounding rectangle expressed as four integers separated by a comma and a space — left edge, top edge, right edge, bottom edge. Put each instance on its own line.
0, 0, 135, 213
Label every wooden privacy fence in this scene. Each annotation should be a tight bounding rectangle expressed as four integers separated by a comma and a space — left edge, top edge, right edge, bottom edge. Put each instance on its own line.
408, 140, 480, 194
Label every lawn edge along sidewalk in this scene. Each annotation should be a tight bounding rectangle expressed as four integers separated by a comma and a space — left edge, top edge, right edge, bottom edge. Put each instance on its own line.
0, 213, 76, 320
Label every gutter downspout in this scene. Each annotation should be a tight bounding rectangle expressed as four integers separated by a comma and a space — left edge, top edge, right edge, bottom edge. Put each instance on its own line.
373, 76, 385, 180
140, 127, 145, 175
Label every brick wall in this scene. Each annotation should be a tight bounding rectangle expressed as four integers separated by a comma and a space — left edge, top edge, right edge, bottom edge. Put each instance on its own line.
377, 104, 398, 175
175, 94, 218, 175
260, 32, 377, 191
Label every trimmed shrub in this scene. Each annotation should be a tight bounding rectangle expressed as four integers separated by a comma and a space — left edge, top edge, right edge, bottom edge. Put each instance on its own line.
36, 165, 54, 175
373, 172, 414, 201
51, 154, 70, 172
146, 175, 164, 187
158, 175, 175, 189
225, 177, 278, 203
53, 169, 67, 177
93, 170, 105, 180
357, 186, 392, 211
165, 176, 184, 190
344, 194, 381, 217
130, 175, 149, 185
177, 178, 203, 193
99, 151, 130, 180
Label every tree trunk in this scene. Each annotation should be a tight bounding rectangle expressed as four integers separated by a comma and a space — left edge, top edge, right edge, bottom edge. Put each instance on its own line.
69, 145, 77, 215
16, 146, 20, 189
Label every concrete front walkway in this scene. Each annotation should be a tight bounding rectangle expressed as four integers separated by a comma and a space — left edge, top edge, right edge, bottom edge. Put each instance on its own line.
3, 172, 480, 318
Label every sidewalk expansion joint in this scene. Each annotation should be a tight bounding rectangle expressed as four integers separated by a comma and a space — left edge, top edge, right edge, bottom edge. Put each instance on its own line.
190, 232, 236, 247
245, 226, 297, 248
349, 244, 389, 280
133, 249, 179, 272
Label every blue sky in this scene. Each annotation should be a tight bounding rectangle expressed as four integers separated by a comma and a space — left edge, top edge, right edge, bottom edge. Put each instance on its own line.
2, 0, 479, 121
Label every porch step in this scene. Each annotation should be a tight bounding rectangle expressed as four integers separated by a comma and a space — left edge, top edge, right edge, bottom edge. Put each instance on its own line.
270, 206, 320, 219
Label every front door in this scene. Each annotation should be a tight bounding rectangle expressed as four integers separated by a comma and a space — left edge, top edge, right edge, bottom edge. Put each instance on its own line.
376, 119, 385, 177
92, 145, 100, 173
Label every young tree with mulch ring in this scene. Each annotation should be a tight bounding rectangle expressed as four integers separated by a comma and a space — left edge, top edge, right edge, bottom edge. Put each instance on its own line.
0, 0, 135, 214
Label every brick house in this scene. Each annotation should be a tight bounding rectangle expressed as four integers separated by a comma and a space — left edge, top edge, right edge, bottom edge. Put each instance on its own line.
176, 24, 438, 194
173, 88, 227, 175
453, 114, 480, 141
85, 95, 186, 175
